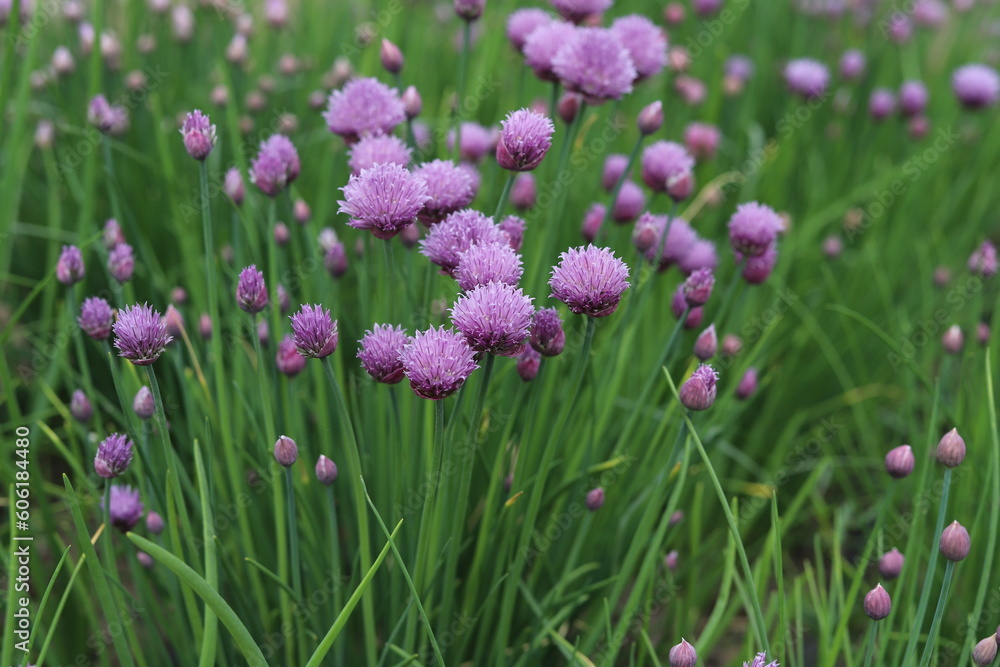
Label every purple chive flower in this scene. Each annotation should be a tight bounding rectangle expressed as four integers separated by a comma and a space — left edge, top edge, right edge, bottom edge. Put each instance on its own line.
324, 77, 406, 143
523, 20, 578, 82
448, 122, 495, 164
94, 433, 134, 478
682, 268, 715, 307
499, 215, 526, 251
637, 101, 664, 136
348, 134, 412, 175
694, 324, 717, 361
289, 304, 338, 359
180, 110, 216, 161
725, 55, 754, 82
250, 134, 300, 198
316, 454, 338, 485
454, 0, 485, 21
71, 389, 92, 422
511, 173, 537, 210
968, 240, 997, 278
57, 245, 85, 285
602, 154, 629, 191
664, 550, 679, 571
199, 315, 214, 339
952, 64, 999, 109
839, 49, 866, 80
638, 214, 697, 269
103, 219, 125, 248
274, 435, 298, 467
146, 512, 165, 535
113, 303, 172, 366
678, 238, 719, 275
885, 444, 915, 478
236, 265, 269, 314
88, 94, 122, 132
550, 245, 630, 318
552, 27, 636, 103
551, 0, 612, 24
455, 242, 524, 291
108, 243, 134, 283
784, 58, 830, 99
224, 167, 245, 205
516, 346, 541, 381
609, 15, 667, 81
380, 38, 404, 74
879, 548, 905, 580
358, 324, 408, 384
736, 367, 758, 400
743, 654, 779, 667
496, 109, 555, 172
400, 326, 479, 400
163, 304, 184, 340
451, 281, 534, 356
671, 287, 704, 328
899, 80, 928, 117
869, 88, 897, 120
641, 141, 695, 199
530, 307, 566, 357
973, 637, 998, 666
102, 484, 144, 531
612, 181, 645, 223
507, 8, 552, 52
403, 86, 422, 120
412, 160, 477, 225
133, 386, 154, 420
669, 639, 697, 667
581, 203, 606, 243
324, 240, 349, 278
684, 122, 720, 161
742, 244, 778, 284
936, 428, 966, 467
942, 325, 964, 354
585, 487, 605, 511
679, 364, 718, 411
78, 296, 113, 340
940, 520, 971, 561
419, 209, 508, 276
276, 335, 307, 377
728, 202, 783, 257
338, 163, 429, 240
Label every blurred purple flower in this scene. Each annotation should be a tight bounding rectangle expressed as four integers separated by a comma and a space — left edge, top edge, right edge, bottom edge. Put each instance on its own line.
552, 27, 636, 103
324, 77, 406, 142
79, 296, 113, 340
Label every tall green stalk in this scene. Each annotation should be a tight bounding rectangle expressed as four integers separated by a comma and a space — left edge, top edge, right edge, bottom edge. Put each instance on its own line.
496, 316, 596, 656
662, 369, 771, 655
321, 357, 378, 666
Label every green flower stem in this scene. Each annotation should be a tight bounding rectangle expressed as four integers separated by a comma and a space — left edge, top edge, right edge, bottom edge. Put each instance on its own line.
493, 171, 515, 226
406, 399, 447, 650
596, 134, 645, 243
862, 621, 878, 667
325, 485, 345, 667
662, 367, 771, 655
496, 315, 596, 656
900, 468, 952, 665
285, 468, 302, 599
321, 356, 378, 666
917, 561, 956, 667
440, 353, 495, 637
453, 21, 472, 162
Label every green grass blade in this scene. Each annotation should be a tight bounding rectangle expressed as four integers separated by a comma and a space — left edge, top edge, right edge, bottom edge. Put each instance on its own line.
305, 519, 404, 667
125, 532, 267, 666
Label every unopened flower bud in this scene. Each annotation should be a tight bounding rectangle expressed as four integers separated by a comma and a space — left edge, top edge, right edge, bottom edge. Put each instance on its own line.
864, 584, 891, 620
940, 520, 970, 561
935, 428, 966, 468
274, 435, 298, 467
